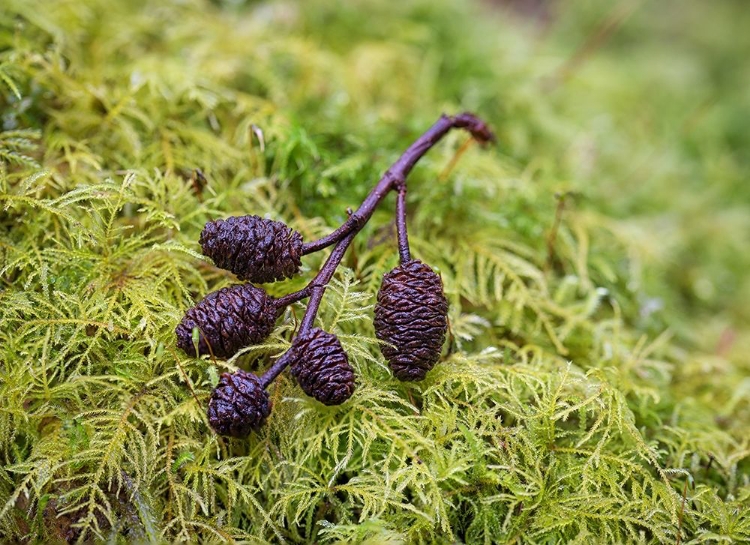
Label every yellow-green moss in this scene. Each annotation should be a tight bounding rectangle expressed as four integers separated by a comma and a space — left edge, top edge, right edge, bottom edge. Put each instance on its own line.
1, 0, 748, 542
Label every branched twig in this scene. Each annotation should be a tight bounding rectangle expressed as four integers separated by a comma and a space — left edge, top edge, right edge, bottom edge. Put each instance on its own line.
259, 113, 494, 388
300, 113, 493, 255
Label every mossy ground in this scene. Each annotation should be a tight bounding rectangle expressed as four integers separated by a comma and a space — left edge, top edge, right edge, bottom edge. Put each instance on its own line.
1, 0, 749, 542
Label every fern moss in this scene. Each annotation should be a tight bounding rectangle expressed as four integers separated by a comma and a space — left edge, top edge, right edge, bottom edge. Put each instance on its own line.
1, 0, 749, 542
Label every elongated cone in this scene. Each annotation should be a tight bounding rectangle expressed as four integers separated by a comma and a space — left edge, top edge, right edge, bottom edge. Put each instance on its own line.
208, 370, 271, 437
289, 328, 356, 405
373, 259, 448, 381
200, 215, 303, 283
175, 283, 277, 359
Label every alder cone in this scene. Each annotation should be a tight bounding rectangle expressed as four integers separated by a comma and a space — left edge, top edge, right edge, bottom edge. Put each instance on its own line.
200, 215, 303, 283
374, 259, 448, 381
289, 328, 355, 405
175, 283, 277, 359
208, 370, 271, 437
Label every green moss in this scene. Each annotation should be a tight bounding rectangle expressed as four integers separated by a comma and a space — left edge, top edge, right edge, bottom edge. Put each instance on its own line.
1, 0, 748, 542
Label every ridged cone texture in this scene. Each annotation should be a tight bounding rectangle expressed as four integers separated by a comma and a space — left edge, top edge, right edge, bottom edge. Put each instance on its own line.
374, 259, 448, 381
208, 370, 271, 437
200, 215, 303, 283
176, 283, 277, 359
289, 328, 356, 405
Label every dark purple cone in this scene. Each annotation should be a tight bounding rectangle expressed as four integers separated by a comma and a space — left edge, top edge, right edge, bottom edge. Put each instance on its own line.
289, 328, 356, 405
208, 370, 271, 437
373, 259, 448, 381
175, 283, 277, 359
200, 215, 303, 283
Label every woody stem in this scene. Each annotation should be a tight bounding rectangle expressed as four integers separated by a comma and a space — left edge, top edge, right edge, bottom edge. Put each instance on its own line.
260, 230, 357, 388
396, 185, 411, 263
300, 112, 494, 255
273, 289, 309, 309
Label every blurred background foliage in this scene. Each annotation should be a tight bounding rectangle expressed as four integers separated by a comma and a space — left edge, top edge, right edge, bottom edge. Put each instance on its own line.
1, 0, 748, 542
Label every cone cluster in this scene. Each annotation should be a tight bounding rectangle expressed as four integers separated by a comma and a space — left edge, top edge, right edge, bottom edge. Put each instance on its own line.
174, 113, 493, 437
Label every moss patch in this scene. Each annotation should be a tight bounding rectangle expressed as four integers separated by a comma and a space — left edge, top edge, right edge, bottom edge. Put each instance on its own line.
1, 0, 749, 542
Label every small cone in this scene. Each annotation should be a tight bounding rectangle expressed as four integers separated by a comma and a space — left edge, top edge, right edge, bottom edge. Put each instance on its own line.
208, 370, 271, 437
289, 328, 356, 405
200, 215, 303, 283
373, 259, 448, 381
176, 283, 277, 359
